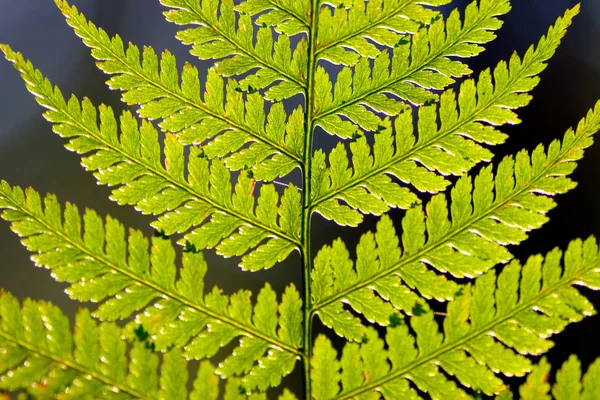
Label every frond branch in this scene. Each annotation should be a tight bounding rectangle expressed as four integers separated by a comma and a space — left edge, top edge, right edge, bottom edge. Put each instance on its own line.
0, 329, 147, 399
315, 0, 427, 55
0, 188, 301, 357
57, 0, 303, 164
309, 23, 560, 209
0, 44, 301, 249
161, 0, 307, 87
333, 250, 600, 399
312, 0, 507, 121
312, 99, 600, 314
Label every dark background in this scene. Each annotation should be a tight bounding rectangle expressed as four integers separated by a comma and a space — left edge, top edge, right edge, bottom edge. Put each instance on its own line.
1, 0, 599, 396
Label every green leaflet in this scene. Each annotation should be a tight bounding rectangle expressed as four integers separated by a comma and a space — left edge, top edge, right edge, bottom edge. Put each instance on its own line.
311, 5, 579, 225
160, 0, 307, 100
57, 0, 304, 177
0, 291, 222, 399
313, 0, 511, 138
236, 0, 310, 35
1, 45, 302, 271
500, 355, 600, 400
312, 236, 600, 398
311, 98, 600, 338
0, 182, 302, 391
316, 0, 450, 66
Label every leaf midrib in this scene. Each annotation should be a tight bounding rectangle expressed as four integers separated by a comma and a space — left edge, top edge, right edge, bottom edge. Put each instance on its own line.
66, 11, 303, 165
315, 0, 420, 55
300, 0, 321, 395
311, 1, 506, 122
333, 257, 600, 399
0, 330, 149, 399
0, 190, 302, 357
311, 108, 599, 314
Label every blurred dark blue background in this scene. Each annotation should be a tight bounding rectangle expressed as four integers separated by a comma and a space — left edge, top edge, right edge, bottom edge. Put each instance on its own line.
1, 0, 599, 393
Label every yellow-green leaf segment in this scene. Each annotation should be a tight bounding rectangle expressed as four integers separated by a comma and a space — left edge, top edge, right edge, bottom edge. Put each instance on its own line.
1, 0, 600, 398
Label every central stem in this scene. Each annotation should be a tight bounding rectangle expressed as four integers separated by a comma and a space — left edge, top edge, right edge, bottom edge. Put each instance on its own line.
301, 0, 320, 397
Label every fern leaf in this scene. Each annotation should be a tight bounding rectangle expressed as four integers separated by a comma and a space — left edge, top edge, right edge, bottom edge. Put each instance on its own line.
511, 356, 600, 400
312, 236, 600, 398
312, 99, 600, 338
311, 6, 579, 225
56, 0, 304, 177
316, 0, 450, 66
163, 0, 306, 95
235, 0, 310, 35
156, 0, 307, 100
0, 183, 302, 390
0, 291, 225, 399
1, 1, 598, 398
313, 0, 511, 139
1, 46, 302, 271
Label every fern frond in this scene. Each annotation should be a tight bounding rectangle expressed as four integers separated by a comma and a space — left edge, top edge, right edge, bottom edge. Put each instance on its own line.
311, 99, 600, 339
0, 291, 224, 399
316, 0, 450, 66
1, 46, 302, 271
513, 356, 600, 400
56, 0, 304, 177
313, 0, 511, 139
157, 0, 307, 100
311, 6, 578, 225
312, 236, 600, 398
0, 183, 302, 390
235, 0, 310, 35
1, 1, 598, 398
